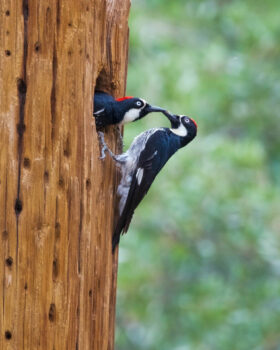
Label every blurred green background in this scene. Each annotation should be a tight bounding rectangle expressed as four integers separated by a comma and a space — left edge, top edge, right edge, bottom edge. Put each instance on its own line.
116, 1, 280, 349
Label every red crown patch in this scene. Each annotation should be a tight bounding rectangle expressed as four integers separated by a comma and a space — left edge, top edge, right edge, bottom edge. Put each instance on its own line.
190, 118, 198, 128
116, 96, 134, 101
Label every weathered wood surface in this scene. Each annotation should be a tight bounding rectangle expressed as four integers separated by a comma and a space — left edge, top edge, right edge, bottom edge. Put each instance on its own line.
0, 0, 130, 349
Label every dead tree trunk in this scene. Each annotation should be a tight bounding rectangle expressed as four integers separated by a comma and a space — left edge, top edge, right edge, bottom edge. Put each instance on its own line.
0, 1, 130, 349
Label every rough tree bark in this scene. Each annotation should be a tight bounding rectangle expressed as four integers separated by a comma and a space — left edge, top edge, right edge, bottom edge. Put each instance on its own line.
0, 1, 130, 349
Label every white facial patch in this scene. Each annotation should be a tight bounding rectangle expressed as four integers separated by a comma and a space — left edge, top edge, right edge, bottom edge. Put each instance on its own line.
122, 108, 141, 124
141, 98, 147, 105
121, 99, 147, 125
170, 115, 188, 137
136, 168, 144, 185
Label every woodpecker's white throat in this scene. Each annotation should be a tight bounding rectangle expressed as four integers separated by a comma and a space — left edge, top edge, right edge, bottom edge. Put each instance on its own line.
170, 115, 190, 137
121, 99, 147, 124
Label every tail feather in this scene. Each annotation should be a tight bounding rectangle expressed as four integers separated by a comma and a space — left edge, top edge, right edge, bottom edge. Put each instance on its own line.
112, 211, 135, 253
112, 231, 121, 253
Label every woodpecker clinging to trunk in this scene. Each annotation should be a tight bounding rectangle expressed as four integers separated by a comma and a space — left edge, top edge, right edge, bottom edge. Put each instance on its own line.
98, 112, 197, 252
93, 91, 166, 128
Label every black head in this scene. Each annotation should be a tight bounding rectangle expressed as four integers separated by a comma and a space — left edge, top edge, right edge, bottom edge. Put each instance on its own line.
164, 112, 197, 146
116, 97, 166, 124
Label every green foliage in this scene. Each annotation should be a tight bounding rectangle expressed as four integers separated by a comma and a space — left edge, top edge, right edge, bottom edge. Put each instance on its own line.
116, 1, 280, 349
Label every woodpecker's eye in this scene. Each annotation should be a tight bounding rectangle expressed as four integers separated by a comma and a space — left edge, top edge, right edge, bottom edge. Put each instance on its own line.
136, 101, 142, 107
183, 117, 190, 124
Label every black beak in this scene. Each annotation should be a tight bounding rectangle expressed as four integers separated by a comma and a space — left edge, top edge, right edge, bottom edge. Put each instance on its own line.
161, 110, 180, 128
139, 104, 167, 119
144, 104, 166, 114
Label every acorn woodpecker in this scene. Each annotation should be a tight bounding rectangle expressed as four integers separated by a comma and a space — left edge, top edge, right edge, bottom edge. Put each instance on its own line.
93, 91, 166, 128
98, 112, 197, 252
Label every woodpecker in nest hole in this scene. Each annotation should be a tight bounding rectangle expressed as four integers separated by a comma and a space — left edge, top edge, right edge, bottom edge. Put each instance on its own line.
93, 91, 166, 128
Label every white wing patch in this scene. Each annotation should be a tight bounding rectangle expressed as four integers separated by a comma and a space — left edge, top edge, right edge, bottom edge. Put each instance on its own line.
136, 168, 144, 185
93, 108, 105, 116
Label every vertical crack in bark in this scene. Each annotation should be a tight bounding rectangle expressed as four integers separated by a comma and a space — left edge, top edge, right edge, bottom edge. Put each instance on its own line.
22, 283, 27, 349
16, 0, 29, 253
76, 297, 80, 349
2, 172, 8, 315
56, 0, 61, 30
53, 197, 59, 281
76, 200, 83, 348
51, 39, 57, 142
78, 200, 83, 274
2, 266, 5, 316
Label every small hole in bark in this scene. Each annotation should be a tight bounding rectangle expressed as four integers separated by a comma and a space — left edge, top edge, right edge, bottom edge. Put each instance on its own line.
68, 22, 72, 27
23, 157, 31, 168
55, 222, 60, 239
5, 257, 13, 267
17, 123, 26, 135
34, 42, 40, 52
5, 50, 11, 56
5, 10, 10, 16
48, 303, 56, 322
67, 49, 72, 57
17, 78, 27, 94
44, 171, 49, 182
15, 199, 23, 215
6, 31, 10, 35
63, 137, 71, 157
2, 230, 8, 239
53, 259, 58, 279
5, 331, 12, 340
24, 282, 28, 290
89, 289, 92, 297
86, 6, 89, 11
63, 149, 70, 157
86, 179, 91, 190
86, 53, 90, 60
58, 178, 64, 188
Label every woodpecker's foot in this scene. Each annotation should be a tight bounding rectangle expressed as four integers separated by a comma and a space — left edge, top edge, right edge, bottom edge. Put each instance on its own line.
98, 131, 108, 160
98, 131, 119, 161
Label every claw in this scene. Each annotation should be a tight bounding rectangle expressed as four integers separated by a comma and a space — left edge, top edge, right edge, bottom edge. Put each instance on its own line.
99, 152, 106, 160
97, 131, 121, 163
98, 131, 108, 160
98, 131, 105, 143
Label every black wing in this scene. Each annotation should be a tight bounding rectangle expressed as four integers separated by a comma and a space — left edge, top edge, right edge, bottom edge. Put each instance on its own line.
93, 91, 114, 127
112, 131, 170, 251
94, 91, 115, 110
93, 108, 108, 128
